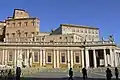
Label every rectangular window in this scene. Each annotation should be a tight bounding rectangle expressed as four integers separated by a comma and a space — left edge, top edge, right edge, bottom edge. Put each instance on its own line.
34, 53, 38, 62
12, 33, 15, 37
18, 22, 21, 26
75, 56, 79, 63
50, 40, 53, 42
61, 56, 65, 63
81, 30, 83, 33
48, 56, 51, 62
25, 22, 28, 26
9, 53, 12, 61
12, 23, 15, 26
32, 21, 35, 26
7, 23, 10, 26
72, 29, 75, 32
76, 29, 79, 32
96, 31, 98, 34
89, 30, 91, 33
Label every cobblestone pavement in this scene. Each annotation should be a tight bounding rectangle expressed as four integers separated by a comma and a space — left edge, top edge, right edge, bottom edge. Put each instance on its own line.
21, 71, 120, 80
1, 67, 120, 80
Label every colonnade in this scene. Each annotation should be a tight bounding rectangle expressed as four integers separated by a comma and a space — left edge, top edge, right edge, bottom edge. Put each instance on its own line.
0, 47, 119, 69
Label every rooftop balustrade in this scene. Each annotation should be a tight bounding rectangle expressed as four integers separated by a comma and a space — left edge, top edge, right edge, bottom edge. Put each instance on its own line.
0, 40, 115, 47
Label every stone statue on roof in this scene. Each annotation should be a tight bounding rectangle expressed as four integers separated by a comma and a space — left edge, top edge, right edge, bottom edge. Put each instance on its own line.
108, 35, 114, 42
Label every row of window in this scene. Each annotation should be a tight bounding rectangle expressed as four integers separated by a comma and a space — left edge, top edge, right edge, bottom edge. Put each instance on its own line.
59, 36, 73, 40
16, 11, 24, 14
7, 21, 39, 27
75, 35, 99, 41
64, 28, 98, 34
6, 32, 39, 37
34, 55, 80, 63
8, 53, 80, 63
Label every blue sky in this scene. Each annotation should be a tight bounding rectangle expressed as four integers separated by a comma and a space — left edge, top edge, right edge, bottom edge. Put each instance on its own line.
0, 0, 120, 44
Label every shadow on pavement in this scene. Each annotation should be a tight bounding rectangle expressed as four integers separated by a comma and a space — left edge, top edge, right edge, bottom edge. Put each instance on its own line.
20, 77, 120, 80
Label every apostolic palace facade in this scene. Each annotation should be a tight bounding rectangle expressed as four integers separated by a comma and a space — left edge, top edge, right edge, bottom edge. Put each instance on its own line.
0, 9, 120, 69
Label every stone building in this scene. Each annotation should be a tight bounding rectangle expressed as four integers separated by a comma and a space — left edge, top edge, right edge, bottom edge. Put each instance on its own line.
0, 9, 120, 69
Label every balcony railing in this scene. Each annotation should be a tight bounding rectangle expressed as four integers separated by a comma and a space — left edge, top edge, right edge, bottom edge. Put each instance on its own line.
0, 41, 115, 47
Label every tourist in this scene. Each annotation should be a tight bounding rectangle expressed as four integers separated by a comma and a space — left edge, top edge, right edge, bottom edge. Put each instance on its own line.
1, 69, 3, 76
106, 68, 112, 80
68, 68, 73, 80
8, 69, 12, 79
16, 67, 21, 80
115, 67, 119, 79
82, 67, 87, 80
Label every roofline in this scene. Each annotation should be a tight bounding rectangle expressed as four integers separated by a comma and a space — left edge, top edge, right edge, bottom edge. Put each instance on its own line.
60, 24, 99, 30
14, 9, 26, 12
40, 32, 50, 33
0, 21, 5, 23
5, 17, 40, 21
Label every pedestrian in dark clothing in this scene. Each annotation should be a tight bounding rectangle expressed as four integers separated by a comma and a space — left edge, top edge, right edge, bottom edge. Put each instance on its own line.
106, 68, 112, 80
68, 68, 73, 80
8, 69, 12, 79
8, 69, 12, 76
82, 68, 87, 80
115, 67, 119, 80
4, 69, 8, 80
16, 67, 21, 80
1, 70, 3, 76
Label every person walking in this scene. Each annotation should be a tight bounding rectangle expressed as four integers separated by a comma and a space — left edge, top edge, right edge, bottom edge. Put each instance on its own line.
115, 67, 119, 80
68, 68, 73, 80
16, 67, 21, 80
106, 68, 112, 80
8, 69, 12, 79
82, 67, 87, 80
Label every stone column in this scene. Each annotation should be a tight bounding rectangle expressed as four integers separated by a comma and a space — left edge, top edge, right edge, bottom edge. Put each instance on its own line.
110, 49, 114, 67
85, 49, 89, 69
14, 49, 17, 67
56, 50, 59, 68
40, 50, 43, 66
29, 51, 33, 67
27, 49, 30, 67
93, 49, 97, 68
2, 49, 4, 65
5, 49, 7, 66
114, 50, 118, 67
17, 49, 19, 67
81, 50, 84, 68
104, 49, 107, 67
67, 50, 70, 69
17, 49, 22, 67
43, 49, 46, 66
70, 50, 73, 68
107, 54, 110, 66
53, 49, 56, 68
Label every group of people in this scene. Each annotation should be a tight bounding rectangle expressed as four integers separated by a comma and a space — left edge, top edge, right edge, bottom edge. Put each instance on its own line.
68, 67, 119, 80
106, 67, 119, 80
0, 67, 21, 80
